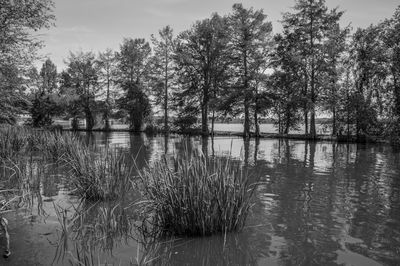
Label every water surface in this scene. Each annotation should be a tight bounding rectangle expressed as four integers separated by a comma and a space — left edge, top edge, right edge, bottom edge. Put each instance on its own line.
2, 132, 400, 265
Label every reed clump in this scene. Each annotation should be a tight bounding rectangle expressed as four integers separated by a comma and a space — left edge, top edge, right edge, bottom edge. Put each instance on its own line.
136, 150, 257, 237
0, 125, 30, 158
62, 146, 133, 201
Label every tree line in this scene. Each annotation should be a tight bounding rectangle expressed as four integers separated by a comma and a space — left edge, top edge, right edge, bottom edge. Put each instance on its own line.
1, 0, 400, 141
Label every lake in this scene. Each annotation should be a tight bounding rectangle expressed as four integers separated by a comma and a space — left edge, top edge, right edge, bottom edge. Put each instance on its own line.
2, 132, 400, 265
53, 121, 330, 134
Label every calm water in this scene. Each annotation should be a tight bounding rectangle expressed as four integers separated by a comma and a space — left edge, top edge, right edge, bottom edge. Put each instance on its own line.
2, 132, 400, 265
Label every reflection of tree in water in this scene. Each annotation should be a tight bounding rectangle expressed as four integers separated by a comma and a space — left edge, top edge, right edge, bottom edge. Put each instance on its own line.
41, 163, 63, 198
255, 140, 400, 265
336, 144, 400, 264
129, 133, 153, 170
48, 135, 400, 265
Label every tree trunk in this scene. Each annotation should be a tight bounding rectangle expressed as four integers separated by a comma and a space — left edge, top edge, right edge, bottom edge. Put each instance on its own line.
201, 84, 209, 136
284, 108, 290, 134
254, 108, 260, 137
303, 72, 308, 135
71, 117, 79, 131
310, 105, 316, 138
332, 106, 336, 136
310, 65, 316, 137
304, 110, 308, 135
244, 96, 251, 138
278, 107, 282, 134
211, 110, 215, 136
164, 49, 169, 133
243, 49, 250, 138
309, 6, 316, 139
104, 76, 111, 131
85, 108, 94, 131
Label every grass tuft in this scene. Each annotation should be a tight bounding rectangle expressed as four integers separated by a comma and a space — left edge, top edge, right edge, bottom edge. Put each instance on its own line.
136, 149, 257, 237
62, 147, 133, 201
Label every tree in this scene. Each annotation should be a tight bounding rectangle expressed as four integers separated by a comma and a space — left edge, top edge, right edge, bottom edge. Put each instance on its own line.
30, 58, 60, 127
118, 82, 152, 131
227, 3, 272, 138
321, 20, 349, 136
64, 51, 99, 130
282, 0, 344, 138
97, 48, 117, 131
270, 33, 303, 134
151, 26, 177, 132
174, 14, 229, 135
117, 38, 152, 131
0, 0, 55, 123
350, 26, 387, 138
381, 6, 400, 140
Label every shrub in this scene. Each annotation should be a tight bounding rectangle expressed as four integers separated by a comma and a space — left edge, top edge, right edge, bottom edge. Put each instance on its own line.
136, 149, 257, 237
173, 115, 198, 132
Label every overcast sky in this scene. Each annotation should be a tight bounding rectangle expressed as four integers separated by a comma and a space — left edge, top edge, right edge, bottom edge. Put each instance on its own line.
38, 0, 399, 70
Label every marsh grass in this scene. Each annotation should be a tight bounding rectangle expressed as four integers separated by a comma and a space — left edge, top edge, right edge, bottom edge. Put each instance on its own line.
62, 146, 133, 201
136, 149, 258, 237
0, 125, 30, 158
1, 125, 135, 201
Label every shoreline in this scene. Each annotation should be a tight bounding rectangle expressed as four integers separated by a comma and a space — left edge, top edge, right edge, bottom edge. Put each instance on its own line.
61, 127, 390, 145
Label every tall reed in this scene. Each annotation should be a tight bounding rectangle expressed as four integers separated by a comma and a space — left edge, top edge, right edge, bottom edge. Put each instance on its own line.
0, 125, 30, 158
62, 146, 133, 201
136, 149, 258, 237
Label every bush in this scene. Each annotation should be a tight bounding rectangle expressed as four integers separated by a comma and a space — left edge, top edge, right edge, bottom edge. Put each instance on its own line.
173, 115, 198, 131
136, 149, 258, 237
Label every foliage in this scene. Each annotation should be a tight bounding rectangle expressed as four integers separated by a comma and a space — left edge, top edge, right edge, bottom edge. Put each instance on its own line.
150, 25, 177, 132
63, 51, 99, 130
280, 0, 345, 137
0, 0, 55, 123
224, 4, 273, 137
96, 48, 118, 131
117, 38, 153, 131
29, 59, 62, 127
174, 13, 230, 135
118, 82, 152, 131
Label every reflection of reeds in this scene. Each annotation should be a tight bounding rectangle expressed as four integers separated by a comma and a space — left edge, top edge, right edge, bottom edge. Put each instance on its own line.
136, 149, 258, 237
0, 157, 42, 213
53, 200, 139, 265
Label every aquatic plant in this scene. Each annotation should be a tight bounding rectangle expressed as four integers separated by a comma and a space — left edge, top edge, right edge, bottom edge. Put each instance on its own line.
136, 150, 258, 237
63, 146, 133, 201
0, 125, 29, 158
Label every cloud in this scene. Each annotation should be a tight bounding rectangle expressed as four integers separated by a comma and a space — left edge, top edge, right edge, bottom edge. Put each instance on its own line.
54, 26, 95, 34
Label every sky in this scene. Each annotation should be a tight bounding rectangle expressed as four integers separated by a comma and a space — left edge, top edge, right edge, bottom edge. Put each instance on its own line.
37, 0, 400, 70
